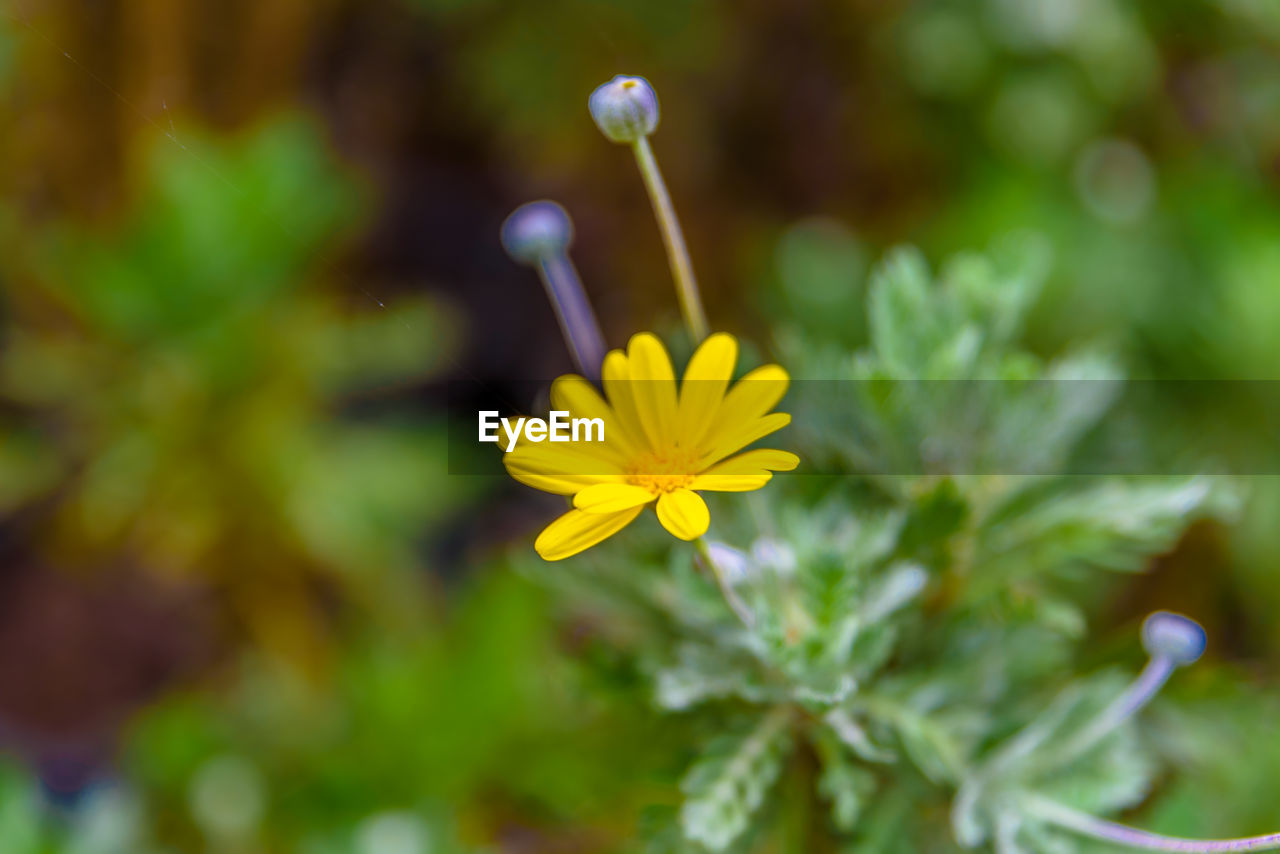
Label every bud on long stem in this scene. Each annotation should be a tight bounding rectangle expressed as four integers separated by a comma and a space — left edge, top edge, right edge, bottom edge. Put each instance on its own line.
1053, 612, 1205, 764
501, 201, 607, 380
589, 75, 710, 344
536, 252, 607, 380
1008, 614, 1271, 854
632, 136, 709, 343
1051, 655, 1175, 764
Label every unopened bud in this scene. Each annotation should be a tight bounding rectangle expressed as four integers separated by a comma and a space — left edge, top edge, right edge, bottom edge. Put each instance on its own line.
1142, 611, 1206, 666
589, 75, 659, 144
501, 200, 573, 265
705, 541, 752, 585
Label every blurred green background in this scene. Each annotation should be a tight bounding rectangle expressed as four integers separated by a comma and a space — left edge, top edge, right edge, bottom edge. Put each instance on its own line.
1, 0, 1279, 851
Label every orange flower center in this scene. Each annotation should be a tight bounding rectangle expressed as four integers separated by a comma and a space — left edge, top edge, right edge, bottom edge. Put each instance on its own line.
626, 447, 699, 494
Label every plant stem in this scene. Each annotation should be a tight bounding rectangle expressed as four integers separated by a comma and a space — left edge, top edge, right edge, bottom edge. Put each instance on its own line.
1022, 794, 1280, 852
632, 136, 709, 343
536, 252, 607, 381
695, 537, 754, 628
1053, 655, 1175, 763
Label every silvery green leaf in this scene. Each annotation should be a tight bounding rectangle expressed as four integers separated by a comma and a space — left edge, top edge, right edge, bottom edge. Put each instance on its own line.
868, 247, 948, 377
680, 710, 793, 852
944, 231, 1051, 347
957, 673, 1158, 852
1037, 734, 1154, 817
799, 554, 862, 634
1017, 821, 1080, 854
791, 674, 857, 707
950, 778, 987, 848
994, 808, 1030, 854
824, 709, 897, 763
965, 349, 1121, 477
875, 704, 964, 785
859, 563, 928, 625
977, 477, 1227, 583
839, 509, 906, 568
847, 623, 901, 682
813, 727, 878, 832
655, 643, 771, 711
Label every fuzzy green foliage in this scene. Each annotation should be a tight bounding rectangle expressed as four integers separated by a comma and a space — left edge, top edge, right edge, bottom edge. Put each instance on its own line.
0, 118, 462, 646
1, 0, 1278, 850
0, 153, 1255, 854
522, 240, 1233, 853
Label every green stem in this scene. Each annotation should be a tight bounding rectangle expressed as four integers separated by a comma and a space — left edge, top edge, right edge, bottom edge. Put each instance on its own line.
632, 136, 710, 343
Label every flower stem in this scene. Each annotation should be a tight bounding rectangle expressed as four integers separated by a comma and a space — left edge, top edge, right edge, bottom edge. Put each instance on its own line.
1052, 655, 1175, 764
1022, 794, 1280, 852
695, 537, 754, 628
536, 252, 608, 381
631, 136, 709, 343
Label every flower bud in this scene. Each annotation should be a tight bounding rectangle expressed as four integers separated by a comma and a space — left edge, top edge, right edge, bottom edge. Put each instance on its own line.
1141, 611, 1206, 666
588, 75, 659, 144
705, 541, 752, 585
500, 200, 573, 265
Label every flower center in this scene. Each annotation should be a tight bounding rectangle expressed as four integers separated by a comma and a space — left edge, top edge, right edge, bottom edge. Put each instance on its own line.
626, 447, 699, 494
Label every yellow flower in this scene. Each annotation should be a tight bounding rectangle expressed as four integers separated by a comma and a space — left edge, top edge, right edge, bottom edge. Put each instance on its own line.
505, 332, 799, 560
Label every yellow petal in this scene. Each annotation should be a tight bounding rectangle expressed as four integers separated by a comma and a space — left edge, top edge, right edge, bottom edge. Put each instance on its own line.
655, 488, 710, 540
574, 483, 656, 513
602, 349, 649, 453
504, 443, 624, 495
689, 473, 772, 492
535, 506, 644, 561
550, 374, 640, 457
506, 470, 602, 495
690, 449, 798, 492
678, 332, 737, 449
704, 448, 801, 474
505, 442, 623, 474
699, 412, 792, 468
626, 333, 678, 450
700, 364, 790, 455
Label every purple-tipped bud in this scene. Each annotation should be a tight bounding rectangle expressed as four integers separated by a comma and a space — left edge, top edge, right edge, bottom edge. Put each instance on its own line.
705, 541, 752, 585
1142, 611, 1206, 666
589, 75, 660, 144
500, 200, 606, 379
501, 201, 573, 265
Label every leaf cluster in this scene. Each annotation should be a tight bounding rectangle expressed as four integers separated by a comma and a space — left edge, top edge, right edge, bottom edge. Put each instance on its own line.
556, 240, 1231, 852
